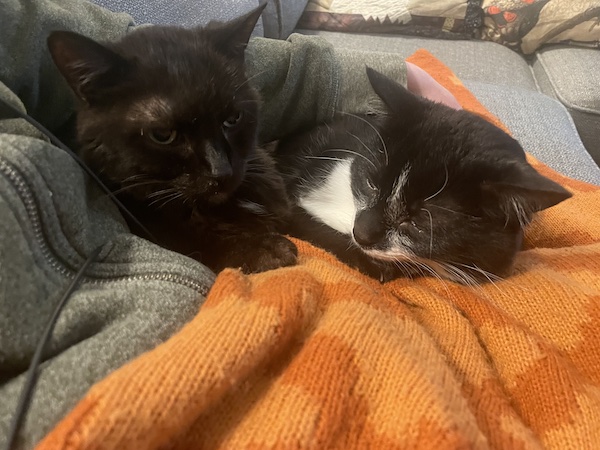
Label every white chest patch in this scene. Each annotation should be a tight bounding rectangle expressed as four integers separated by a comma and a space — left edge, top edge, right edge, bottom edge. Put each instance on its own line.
299, 159, 356, 234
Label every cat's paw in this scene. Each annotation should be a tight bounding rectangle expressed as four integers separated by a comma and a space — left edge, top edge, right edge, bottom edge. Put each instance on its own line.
240, 233, 298, 274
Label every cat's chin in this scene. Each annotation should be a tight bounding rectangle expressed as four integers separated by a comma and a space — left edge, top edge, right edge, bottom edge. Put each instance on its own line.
358, 247, 508, 284
205, 191, 232, 205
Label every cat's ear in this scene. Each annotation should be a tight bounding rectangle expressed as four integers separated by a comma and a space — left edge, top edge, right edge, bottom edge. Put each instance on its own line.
47, 31, 130, 104
405, 62, 462, 110
206, 3, 267, 59
483, 162, 572, 223
365, 66, 423, 118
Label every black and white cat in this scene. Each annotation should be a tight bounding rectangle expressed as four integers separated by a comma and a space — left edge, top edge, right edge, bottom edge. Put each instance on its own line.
47, 5, 298, 274
276, 67, 571, 283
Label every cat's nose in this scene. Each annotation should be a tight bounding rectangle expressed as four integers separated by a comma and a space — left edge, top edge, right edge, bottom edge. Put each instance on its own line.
206, 176, 229, 193
353, 210, 386, 247
205, 143, 232, 179
206, 178, 219, 191
353, 228, 382, 247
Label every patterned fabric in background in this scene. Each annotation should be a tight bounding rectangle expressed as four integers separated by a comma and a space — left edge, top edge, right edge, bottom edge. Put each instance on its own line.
478, 0, 600, 53
297, 0, 483, 39
298, 0, 600, 53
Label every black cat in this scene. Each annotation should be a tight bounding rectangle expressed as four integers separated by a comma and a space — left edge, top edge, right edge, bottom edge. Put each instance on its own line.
276, 67, 571, 283
47, 5, 297, 274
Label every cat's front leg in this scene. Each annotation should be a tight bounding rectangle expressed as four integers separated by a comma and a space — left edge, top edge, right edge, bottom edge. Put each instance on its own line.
203, 232, 298, 274
240, 232, 298, 274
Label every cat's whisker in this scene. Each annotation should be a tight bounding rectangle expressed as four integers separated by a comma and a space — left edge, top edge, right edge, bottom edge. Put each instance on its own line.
340, 112, 389, 166
412, 260, 452, 298
111, 180, 166, 196
147, 190, 181, 208
236, 99, 260, 106
146, 188, 179, 199
510, 199, 531, 229
407, 260, 426, 279
146, 189, 182, 207
454, 263, 505, 295
439, 262, 497, 301
157, 192, 184, 209
428, 204, 474, 218
305, 156, 346, 163
424, 165, 449, 202
245, 164, 265, 170
438, 262, 474, 286
412, 260, 434, 279
347, 132, 378, 164
421, 208, 434, 259
245, 153, 264, 164
392, 260, 413, 279
325, 148, 377, 170
244, 164, 269, 174
459, 264, 505, 284
234, 69, 269, 94
120, 174, 151, 183
346, 239, 358, 253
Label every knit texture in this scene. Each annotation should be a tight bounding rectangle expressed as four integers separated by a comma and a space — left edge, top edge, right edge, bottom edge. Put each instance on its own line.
37, 50, 600, 450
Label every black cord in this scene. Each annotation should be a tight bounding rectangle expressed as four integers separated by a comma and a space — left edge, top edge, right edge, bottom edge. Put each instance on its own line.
1, 84, 153, 449
3, 245, 104, 450
0, 99, 156, 242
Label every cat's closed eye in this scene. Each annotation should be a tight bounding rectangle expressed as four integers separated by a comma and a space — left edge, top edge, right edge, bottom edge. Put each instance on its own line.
143, 128, 178, 145
366, 178, 378, 192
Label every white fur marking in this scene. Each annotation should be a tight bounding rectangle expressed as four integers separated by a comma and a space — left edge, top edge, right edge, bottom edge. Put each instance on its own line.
299, 159, 356, 234
388, 165, 411, 213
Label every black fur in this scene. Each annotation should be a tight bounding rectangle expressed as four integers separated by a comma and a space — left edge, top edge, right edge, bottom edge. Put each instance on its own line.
276, 67, 571, 283
47, 5, 297, 273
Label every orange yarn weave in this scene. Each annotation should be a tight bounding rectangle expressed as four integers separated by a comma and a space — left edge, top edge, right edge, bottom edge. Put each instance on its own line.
38, 50, 600, 450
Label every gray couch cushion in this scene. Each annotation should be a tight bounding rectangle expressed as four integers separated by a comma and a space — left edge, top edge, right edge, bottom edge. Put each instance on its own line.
299, 30, 538, 91
532, 45, 600, 165
466, 82, 600, 185
90, 0, 264, 34
92, 0, 310, 39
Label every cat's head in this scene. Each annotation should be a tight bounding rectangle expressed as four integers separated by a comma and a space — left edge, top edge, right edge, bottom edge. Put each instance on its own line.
47, 5, 265, 207
350, 67, 571, 282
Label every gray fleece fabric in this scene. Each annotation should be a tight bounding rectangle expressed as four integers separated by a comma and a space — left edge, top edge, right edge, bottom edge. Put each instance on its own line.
0, 0, 407, 448
248, 35, 406, 142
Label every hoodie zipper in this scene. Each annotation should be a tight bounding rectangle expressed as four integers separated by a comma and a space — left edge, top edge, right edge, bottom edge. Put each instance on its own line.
0, 157, 210, 296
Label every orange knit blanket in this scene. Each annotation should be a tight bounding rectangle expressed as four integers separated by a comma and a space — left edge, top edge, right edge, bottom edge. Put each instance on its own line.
38, 50, 600, 449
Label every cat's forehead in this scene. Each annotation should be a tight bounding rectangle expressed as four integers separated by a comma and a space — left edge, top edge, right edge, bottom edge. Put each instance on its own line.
121, 65, 252, 124
127, 95, 173, 123
124, 86, 251, 125
116, 29, 245, 89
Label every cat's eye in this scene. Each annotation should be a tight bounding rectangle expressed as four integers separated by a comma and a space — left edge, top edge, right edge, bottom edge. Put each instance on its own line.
223, 111, 243, 128
366, 179, 378, 191
145, 128, 178, 145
